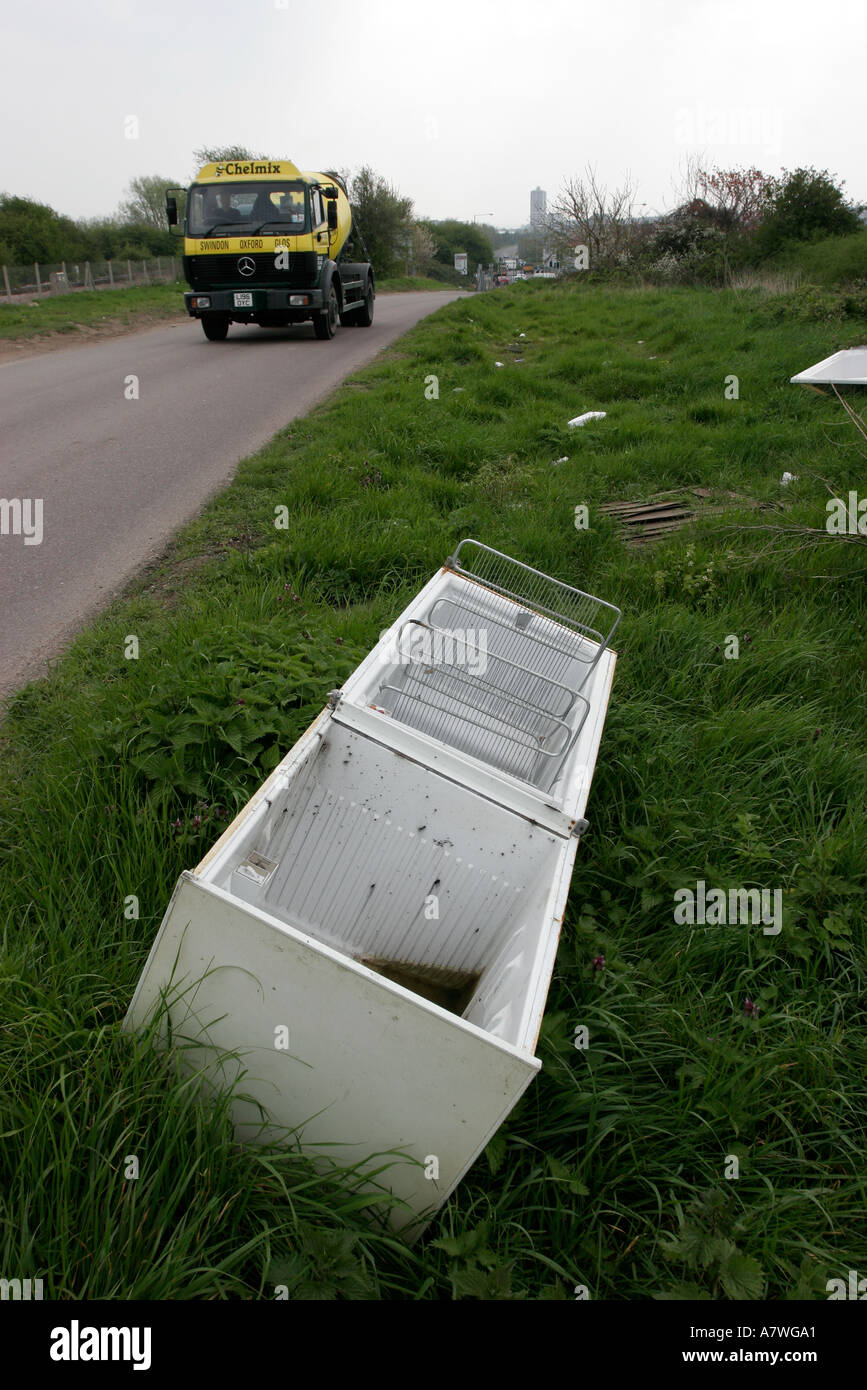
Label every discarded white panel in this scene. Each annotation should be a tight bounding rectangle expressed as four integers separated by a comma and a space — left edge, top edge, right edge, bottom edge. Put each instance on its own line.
124, 540, 619, 1238
568, 411, 607, 427
790, 347, 867, 385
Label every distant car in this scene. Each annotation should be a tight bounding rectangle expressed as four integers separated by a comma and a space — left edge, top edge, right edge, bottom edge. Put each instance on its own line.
494, 273, 509, 286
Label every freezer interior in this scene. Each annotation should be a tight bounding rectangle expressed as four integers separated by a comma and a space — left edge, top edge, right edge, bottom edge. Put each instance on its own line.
340, 545, 619, 795
197, 719, 572, 1052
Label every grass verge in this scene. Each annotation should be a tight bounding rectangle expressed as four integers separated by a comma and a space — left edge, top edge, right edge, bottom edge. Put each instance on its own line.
0, 283, 187, 340
376, 274, 470, 292
1, 277, 866, 1300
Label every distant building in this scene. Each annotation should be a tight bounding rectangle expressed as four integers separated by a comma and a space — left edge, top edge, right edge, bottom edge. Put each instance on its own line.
530, 187, 547, 229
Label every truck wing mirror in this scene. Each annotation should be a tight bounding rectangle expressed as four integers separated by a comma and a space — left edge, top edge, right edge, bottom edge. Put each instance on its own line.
165, 188, 186, 238
327, 201, 338, 230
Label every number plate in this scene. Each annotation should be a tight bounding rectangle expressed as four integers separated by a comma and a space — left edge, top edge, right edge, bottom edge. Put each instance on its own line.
233, 292, 254, 308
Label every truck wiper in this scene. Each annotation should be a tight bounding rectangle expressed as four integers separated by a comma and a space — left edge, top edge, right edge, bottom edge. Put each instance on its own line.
197, 221, 301, 237
246, 221, 299, 235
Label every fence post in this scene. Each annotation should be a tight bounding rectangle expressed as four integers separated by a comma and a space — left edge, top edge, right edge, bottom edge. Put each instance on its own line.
35, 263, 42, 294
84, 262, 94, 289
171, 256, 177, 281
3, 266, 11, 302
107, 260, 114, 286
127, 260, 133, 284
156, 257, 161, 279
143, 260, 150, 285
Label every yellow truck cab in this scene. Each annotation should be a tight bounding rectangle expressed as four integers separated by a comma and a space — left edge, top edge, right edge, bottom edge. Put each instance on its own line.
166, 160, 374, 341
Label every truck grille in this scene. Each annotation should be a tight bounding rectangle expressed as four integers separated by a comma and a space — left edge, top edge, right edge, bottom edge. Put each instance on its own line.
185, 251, 319, 288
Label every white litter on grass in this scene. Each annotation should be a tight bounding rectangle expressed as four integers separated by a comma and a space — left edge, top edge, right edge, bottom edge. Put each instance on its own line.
780, 472, 799, 485
519, 332, 526, 338
790, 347, 867, 385
452, 387, 466, 393
495, 361, 504, 367
568, 411, 607, 428
552, 456, 570, 466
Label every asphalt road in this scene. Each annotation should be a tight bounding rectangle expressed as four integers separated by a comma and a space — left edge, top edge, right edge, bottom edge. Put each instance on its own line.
0, 290, 462, 702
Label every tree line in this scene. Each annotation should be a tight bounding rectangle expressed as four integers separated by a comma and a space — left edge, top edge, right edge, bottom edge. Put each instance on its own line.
6, 147, 858, 283
0, 145, 494, 279
540, 161, 864, 281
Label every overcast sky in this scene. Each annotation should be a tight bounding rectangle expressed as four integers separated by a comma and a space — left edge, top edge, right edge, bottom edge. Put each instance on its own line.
3, 0, 865, 228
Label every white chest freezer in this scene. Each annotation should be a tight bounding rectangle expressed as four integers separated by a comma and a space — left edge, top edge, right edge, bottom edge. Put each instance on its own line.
123, 540, 619, 1238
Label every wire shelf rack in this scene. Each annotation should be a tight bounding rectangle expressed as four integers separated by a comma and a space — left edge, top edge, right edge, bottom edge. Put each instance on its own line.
398, 619, 578, 718
377, 656, 587, 789
446, 539, 621, 670
364, 540, 618, 792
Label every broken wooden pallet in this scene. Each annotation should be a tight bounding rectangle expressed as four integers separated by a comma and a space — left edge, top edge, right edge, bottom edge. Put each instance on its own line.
598, 489, 773, 545
597, 498, 695, 543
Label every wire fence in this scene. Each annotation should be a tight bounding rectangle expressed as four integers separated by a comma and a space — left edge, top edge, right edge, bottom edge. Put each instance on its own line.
3, 256, 525, 300
2, 257, 182, 301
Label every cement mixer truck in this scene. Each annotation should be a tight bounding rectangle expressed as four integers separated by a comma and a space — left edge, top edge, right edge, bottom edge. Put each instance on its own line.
165, 160, 374, 341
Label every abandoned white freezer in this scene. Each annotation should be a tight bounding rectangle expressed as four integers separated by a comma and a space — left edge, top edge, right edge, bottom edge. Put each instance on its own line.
123, 541, 619, 1236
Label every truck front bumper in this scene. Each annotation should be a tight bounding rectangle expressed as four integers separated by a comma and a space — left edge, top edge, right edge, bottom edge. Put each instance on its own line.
184, 288, 325, 317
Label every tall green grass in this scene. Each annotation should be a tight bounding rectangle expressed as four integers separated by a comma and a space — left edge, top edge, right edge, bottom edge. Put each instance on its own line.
1, 278, 865, 1299
770, 229, 867, 288
0, 283, 186, 340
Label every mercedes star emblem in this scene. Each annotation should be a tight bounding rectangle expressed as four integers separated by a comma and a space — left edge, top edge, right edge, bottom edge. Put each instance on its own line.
238, 257, 256, 277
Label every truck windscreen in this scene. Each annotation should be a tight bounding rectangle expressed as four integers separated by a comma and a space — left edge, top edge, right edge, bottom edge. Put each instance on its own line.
187, 182, 310, 236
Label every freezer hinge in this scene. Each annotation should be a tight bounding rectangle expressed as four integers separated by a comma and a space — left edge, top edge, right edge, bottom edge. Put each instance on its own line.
571, 818, 589, 838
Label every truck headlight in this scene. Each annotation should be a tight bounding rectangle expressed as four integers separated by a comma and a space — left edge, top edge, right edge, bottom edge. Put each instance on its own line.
192, 295, 211, 308
289, 294, 310, 305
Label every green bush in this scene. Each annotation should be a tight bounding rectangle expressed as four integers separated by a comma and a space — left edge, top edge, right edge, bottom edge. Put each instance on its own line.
753, 167, 861, 258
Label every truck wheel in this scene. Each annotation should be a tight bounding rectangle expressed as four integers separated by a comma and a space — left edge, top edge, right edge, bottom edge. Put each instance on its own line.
313, 286, 339, 340
201, 314, 229, 341
354, 277, 375, 327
